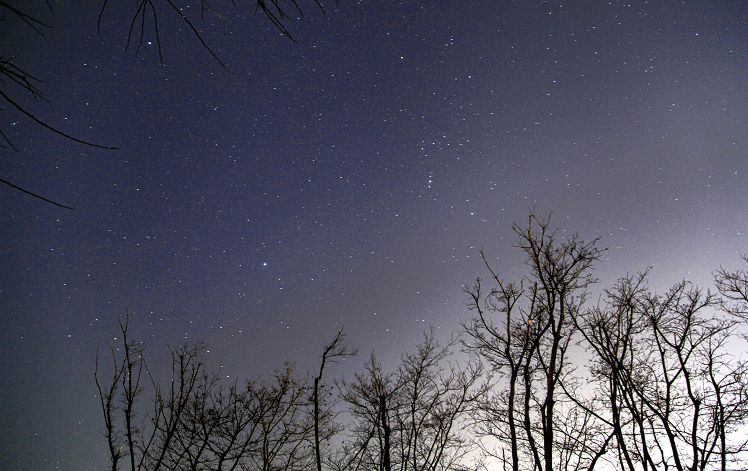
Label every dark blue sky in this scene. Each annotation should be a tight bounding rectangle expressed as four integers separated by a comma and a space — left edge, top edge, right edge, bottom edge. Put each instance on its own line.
1, 1, 746, 468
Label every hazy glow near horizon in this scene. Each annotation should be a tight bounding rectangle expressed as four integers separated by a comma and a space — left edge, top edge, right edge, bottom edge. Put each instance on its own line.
1, 1, 746, 469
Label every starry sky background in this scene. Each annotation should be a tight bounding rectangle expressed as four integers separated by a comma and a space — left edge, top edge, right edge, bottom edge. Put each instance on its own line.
1, 1, 746, 469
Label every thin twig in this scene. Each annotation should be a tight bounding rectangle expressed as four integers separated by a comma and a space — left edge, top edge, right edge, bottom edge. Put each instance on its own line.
163, 0, 228, 70
0, 177, 75, 210
0, 129, 18, 150
0, 1, 51, 36
97, 0, 109, 34
0, 90, 118, 149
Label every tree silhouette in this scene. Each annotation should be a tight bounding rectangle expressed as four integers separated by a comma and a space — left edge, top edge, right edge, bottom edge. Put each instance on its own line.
313, 328, 356, 471
578, 274, 748, 471
335, 331, 484, 471
95, 213, 748, 470
95, 313, 326, 471
464, 213, 608, 471
463, 212, 748, 471
714, 255, 748, 321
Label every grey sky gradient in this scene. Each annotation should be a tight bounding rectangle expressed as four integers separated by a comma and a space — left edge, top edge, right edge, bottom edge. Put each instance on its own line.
1, 1, 746, 468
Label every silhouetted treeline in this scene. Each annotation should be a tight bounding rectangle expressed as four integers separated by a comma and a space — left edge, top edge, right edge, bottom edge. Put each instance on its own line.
96, 213, 748, 470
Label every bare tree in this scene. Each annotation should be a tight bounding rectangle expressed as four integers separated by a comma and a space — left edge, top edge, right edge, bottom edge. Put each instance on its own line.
335, 352, 397, 471
238, 364, 315, 471
464, 213, 605, 471
463, 250, 535, 471
579, 273, 748, 471
715, 255, 748, 321
313, 328, 356, 471
95, 314, 321, 471
95, 313, 204, 471
337, 330, 483, 471
95, 313, 149, 471
95, 336, 127, 471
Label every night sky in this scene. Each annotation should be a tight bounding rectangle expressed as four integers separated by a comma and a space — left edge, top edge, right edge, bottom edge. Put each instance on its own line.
1, 1, 746, 469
